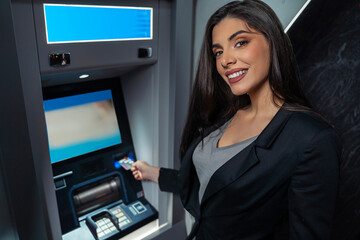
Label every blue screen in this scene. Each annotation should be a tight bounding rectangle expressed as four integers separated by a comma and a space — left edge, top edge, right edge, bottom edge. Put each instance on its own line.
44, 4, 152, 43
44, 90, 122, 164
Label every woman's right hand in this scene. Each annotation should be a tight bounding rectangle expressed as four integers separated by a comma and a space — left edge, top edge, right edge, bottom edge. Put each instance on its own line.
131, 160, 160, 183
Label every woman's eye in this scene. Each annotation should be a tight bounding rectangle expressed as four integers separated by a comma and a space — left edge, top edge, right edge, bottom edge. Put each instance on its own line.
213, 50, 223, 57
235, 41, 248, 47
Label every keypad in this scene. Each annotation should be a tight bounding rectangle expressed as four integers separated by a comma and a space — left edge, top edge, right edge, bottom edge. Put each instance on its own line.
95, 217, 117, 238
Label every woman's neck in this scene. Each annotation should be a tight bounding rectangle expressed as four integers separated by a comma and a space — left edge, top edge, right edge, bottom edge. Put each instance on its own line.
246, 80, 283, 118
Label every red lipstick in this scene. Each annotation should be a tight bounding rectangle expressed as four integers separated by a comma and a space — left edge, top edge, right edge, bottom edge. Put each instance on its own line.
225, 68, 248, 84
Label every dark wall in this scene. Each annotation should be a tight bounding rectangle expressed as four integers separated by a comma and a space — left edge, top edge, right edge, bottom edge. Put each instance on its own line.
288, 1, 360, 239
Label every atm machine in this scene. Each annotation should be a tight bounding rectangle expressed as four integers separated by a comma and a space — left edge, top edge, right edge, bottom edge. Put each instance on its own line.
43, 79, 158, 240
37, 2, 162, 239
0, 0, 193, 239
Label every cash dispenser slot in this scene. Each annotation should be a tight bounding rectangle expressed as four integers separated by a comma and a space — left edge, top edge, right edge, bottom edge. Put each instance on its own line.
73, 176, 121, 217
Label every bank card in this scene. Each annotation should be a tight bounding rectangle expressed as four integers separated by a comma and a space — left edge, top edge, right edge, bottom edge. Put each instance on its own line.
118, 157, 134, 170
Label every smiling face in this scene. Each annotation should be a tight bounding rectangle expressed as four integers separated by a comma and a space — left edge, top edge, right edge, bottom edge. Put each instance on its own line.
212, 17, 271, 96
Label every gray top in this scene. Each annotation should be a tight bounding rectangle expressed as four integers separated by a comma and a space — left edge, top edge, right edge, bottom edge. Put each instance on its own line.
193, 119, 258, 203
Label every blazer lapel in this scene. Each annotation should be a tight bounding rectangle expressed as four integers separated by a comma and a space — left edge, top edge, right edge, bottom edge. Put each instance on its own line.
254, 104, 293, 149
200, 105, 293, 206
200, 142, 259, 205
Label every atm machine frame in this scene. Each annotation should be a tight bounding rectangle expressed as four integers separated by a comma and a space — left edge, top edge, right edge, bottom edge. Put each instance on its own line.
0, 0, 194, 239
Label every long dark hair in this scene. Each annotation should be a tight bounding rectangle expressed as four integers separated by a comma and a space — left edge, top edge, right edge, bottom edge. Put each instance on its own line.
180, 0, 312, 159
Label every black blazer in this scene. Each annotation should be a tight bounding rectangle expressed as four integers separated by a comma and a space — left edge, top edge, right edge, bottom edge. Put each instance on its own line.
159, 107, 341, 240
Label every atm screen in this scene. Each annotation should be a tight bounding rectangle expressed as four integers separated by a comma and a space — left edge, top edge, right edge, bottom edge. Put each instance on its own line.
43, 4, 153, 44
43, 90, 122, 164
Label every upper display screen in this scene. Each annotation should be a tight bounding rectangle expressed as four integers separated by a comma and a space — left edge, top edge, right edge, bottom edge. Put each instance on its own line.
43, 4, 153, 44
44, 90, 122, 164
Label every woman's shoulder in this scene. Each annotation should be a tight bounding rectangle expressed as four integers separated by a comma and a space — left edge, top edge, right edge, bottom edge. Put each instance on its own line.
281, 108, 341, 153
284, 108, 338, 137
288, 109, 327, 125
284, 104, 335, 132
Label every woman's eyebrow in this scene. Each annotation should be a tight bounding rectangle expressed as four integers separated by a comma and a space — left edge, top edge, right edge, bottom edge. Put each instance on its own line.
228, 30, 253, 41
212, 30, 253, 49
211, 43, 221, 49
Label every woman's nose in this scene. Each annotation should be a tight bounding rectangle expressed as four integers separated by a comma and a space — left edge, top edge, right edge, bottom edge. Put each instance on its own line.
220, 51, 236, 68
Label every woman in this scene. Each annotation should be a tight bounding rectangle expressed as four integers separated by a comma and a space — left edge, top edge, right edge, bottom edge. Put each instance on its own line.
131, 1, 340, 239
